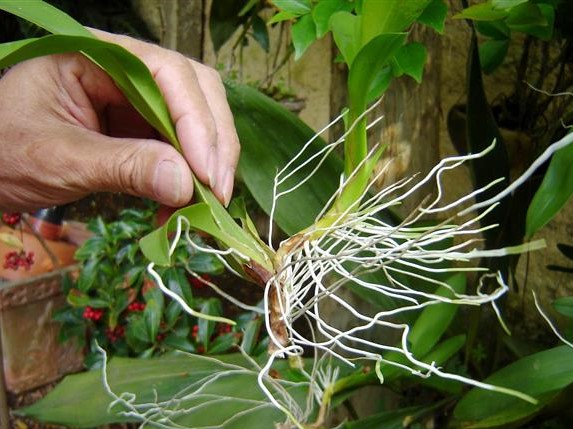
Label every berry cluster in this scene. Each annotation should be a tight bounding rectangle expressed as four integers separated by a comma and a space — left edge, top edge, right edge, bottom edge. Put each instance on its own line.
3, 250, 34, 271
2, 212, 21, 226
218, 324, 232, 335
127, 301, 145, 312
82, 306, 104, 321
106, 325, 125, 342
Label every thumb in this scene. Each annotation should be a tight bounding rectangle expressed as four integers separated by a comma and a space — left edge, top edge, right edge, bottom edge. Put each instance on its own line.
79, 132, 194, 207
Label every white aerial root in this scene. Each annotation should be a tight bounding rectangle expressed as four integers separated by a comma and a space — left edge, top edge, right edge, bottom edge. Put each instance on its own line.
262, 120, 573, 417
136, 107, 573, 427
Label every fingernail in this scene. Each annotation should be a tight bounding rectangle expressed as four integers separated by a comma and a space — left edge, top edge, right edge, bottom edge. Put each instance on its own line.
207, 146, 217, 189
153, 160, 181, 205
221, 168, 235, 207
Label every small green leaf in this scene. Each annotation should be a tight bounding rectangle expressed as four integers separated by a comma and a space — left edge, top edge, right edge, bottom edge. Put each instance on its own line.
417, 0, 448, 33
164, 268, 194, 306
312, 0, 353, 38
251, 15, 269, 52
198, 299, 222, 350
511, 3, 555, 40
241, 317, 263, 354
476, 20, 511, 38
553, 296, 573, 319
144, 287, 164, 343
208, 333, 237, 354
479, 38, 509, 74
164, 300, 183, 328
491, 0, 528, 10
506, 2, 547, 31
392, 42, 427, 83
454, 3, 509, 21
126, 315, 151, 346
163, 335, 196, 353
272, 0, 311, 16
525, 139, 573, 238
329, 11, 361, 66
267, 10, 297, 24
291, 14, 316, 60
66, 289, 109, 308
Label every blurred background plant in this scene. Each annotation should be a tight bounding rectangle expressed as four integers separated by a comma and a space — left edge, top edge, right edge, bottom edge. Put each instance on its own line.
54, 204, 268, 368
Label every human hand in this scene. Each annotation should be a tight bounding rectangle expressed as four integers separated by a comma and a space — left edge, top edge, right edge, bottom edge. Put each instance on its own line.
0, 29, 239, 212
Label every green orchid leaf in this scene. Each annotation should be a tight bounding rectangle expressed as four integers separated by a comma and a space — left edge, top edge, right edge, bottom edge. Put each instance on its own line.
312, 0, 353, 38
479, 38, 510, 74
392, 42, 427, 83
139, 203, 270, 270
348, 33, 407, 114
291, 13, 317, 60
0, 0, 91, 36
408, 274, 466, 357
18, 353, 309, 428
417, 0, 448, 33
525, 138, 573, 238
227, 82, 343, 236
453, 346, 573, 428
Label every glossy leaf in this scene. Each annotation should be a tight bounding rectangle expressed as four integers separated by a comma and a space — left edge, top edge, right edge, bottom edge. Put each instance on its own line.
476, 20, 511, 38
454, 3, 509, 21
272, 0, 311, 16
408, 274, 466, 357
491, 0, 528, 9
506, 2, 547, 31
525, 139, 573, 238
417, 0, 448, 33
241, 317, 263, 354
198, 299, 222, 350
515, 3, 555, 40
329, 11, 361, 66
479, 38, 509, 74
453, 346, 573, 428
251, 15, 269, 52
392, 42, 427, 83
227, 82, 343, 236
553, 296, 573, 319
312, 0, 353, 38
360, 0, 431, 45
209, 0, 248, 53
267, 10, 296, 24
291, 13, 316, 60
144, 287, 164, 342
18, 353, 309, 428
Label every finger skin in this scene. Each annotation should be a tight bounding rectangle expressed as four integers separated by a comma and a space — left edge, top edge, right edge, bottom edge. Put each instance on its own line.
0, 30, 240, 211
92, 29, 240, 205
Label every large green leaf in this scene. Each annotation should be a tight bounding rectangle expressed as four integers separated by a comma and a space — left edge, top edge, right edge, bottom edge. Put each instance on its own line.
227, 82, 344, 236
417, 0, 448, 33
453, 346, 573, 428
525, 134, 573, 238
291, 13, 317, 59
18, 353, 309, 428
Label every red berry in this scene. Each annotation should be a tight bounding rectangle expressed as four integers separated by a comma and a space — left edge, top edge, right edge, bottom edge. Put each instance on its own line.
3, 250, 34, 271
2, 213, 21, 226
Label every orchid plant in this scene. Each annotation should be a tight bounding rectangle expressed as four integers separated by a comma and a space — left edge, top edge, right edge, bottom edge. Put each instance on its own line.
2, 0, 573, 428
